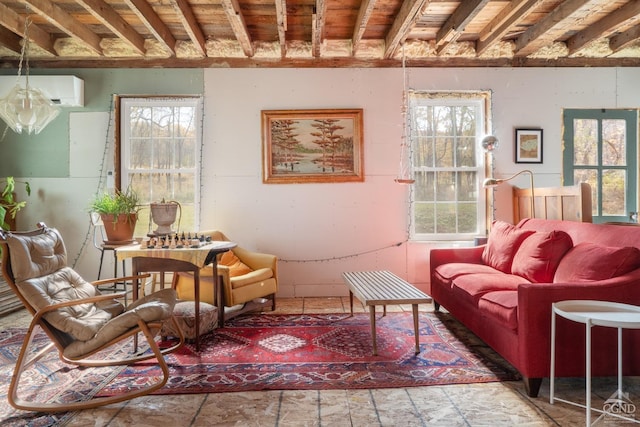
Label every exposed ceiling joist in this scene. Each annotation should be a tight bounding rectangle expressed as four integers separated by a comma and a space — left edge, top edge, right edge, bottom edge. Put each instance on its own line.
609, 24, 640, 52
384, 0, 429, 59
436, 0, 489, 54
124, 0, 177, 55
476, 0, 545, 56
0, 27, 22, 55
275, 0, 287, 57
566, 0, 640, 55
0, 3, 56, 56
220, 0, 254, 57
514, 0, 593, 57
313, 1, 327, 58
171, 0, 206, 56
352, 0, 377, 52
23, 0, 103, 55
75, 0, 146, 55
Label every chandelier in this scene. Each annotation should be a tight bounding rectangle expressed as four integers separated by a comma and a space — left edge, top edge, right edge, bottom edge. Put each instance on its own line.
0, 18, 60, 135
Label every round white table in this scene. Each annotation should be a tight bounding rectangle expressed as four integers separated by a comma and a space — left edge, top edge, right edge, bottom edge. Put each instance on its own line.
550, 300, 640, 426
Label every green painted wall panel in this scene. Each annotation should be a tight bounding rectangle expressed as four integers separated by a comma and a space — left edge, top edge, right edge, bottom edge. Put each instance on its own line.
0, 68, 203, 178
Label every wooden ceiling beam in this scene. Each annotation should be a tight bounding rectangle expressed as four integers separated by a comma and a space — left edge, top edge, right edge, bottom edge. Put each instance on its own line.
22, 0, 102, 55
436, 0, 490, 54
313, 1, 327, 58
171, 0, 206, 56
384, 0, 429, 59
124, 0, 177, 55
0, 26, 22, 54
610, 24, 640, 53
75, 0, 146, 55
566, 1, 640, 55
0, 3, 56, 56
352, 0, 377, 53
221, 0, 254, 57
514, 0, 593, 57
275, 0, 287, 57
476, 0, 545, 56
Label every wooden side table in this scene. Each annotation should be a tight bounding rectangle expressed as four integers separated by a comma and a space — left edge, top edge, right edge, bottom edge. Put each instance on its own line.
550, 300, 640, 426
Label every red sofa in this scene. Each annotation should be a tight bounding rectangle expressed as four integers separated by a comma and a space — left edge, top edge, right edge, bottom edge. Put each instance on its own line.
430, 218, 640, 397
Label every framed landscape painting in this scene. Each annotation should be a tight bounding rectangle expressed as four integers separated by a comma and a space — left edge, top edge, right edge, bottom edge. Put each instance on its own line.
515, 128, 543, 164
261, 109, 364, 183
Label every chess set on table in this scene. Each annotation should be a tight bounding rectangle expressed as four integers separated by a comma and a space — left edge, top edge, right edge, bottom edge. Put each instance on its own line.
142, 232, 212, 249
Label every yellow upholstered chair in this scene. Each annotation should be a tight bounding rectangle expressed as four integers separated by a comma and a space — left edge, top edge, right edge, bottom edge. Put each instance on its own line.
173, 230, 278, 321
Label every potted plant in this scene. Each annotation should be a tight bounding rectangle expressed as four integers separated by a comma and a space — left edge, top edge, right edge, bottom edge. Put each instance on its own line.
0, 177, 30, 231
90, 187, 141, 243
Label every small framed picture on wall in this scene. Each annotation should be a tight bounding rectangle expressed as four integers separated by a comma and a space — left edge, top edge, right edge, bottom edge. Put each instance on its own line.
515, 128, 543, 163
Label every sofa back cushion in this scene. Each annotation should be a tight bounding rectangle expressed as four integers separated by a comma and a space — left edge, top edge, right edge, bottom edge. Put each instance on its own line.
482, 221, 535, 273
554, 242, 640, 282
511, 230, 573, 283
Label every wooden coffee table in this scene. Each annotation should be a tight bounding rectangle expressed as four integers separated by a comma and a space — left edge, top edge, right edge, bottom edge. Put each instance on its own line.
342, 270, 432, 355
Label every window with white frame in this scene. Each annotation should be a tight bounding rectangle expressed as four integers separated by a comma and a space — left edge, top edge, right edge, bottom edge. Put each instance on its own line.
119, 97, 203, 236
409, 91, 490, 240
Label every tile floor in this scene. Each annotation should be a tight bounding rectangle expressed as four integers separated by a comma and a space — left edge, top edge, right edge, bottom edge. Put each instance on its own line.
1, 297, 639, 426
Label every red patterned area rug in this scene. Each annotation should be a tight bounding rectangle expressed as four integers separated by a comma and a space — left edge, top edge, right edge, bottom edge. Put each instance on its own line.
99, 312, 521, 395
0, 327, 128, 427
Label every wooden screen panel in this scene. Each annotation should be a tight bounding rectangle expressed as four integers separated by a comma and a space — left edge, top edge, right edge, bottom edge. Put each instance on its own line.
513, 183, 592, 223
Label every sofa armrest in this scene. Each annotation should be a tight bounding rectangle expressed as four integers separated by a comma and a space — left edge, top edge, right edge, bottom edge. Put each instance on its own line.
517, 269, 640, 377
429, 245, 485, 270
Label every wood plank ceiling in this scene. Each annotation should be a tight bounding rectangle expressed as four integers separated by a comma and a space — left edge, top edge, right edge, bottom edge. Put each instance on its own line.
0, 0, 640, 68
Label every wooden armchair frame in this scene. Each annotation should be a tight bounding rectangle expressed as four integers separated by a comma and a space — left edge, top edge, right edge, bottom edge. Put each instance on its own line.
0, 224, 185, 412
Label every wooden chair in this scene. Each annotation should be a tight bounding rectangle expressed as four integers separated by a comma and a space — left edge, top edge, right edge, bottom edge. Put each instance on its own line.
0, 223, 184, 412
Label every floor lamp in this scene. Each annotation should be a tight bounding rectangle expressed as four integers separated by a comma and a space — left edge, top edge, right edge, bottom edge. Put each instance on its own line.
483, 170, 535, 219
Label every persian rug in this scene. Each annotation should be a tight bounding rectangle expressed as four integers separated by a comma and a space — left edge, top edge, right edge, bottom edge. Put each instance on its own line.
98, 312, 521, 395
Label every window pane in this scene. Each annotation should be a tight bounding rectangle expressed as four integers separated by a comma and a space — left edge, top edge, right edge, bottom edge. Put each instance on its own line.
574, 169, 598, 215
457, 171, 477, 201
414, 202, 434, 233
602, 119, 626, 166
414, 171, 433, 200
413, 135, 433, 167
458, 202, 478, 233
573, 119, 597, 166
456, 137, 476, 167
436, 172, 455, 201
602, 169, 626, 216
130, 139, 152, 169
434, 136, 454, 167
435, 203, 456, 233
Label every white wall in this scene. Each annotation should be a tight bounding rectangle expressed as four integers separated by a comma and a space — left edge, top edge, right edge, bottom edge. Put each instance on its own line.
17, 67, 640, 298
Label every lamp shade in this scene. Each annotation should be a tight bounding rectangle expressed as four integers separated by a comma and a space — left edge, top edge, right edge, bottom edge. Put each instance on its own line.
0, 85, 60, 135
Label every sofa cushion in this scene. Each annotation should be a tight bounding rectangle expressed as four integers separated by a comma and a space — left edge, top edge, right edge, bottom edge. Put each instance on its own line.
478, 291, 518, 331
554, 242, 640, 282
451, 273, 530, 306
482, 221, 535, 273
511, 230, 573, 283
433, 262, 503, 288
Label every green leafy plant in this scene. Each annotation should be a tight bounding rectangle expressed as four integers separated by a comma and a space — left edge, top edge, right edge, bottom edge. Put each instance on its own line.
90, 187, 141, 216
0, 177, 31, 230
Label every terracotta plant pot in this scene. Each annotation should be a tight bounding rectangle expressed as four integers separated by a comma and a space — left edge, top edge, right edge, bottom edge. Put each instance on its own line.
100, 213, 137, 244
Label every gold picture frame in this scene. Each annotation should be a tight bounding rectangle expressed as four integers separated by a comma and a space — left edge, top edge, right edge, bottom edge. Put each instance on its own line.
261, 109, 364, 184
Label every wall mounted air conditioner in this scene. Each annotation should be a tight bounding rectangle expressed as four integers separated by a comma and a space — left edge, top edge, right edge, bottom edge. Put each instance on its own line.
0, 75, 84, 107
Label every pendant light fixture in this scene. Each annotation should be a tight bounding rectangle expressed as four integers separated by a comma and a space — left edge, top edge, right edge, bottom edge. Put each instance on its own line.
395, 44, 414, 184
0, 18, 60, 135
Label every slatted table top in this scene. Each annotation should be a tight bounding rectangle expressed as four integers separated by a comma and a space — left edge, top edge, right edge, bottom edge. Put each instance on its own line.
342, 270, 432, 306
